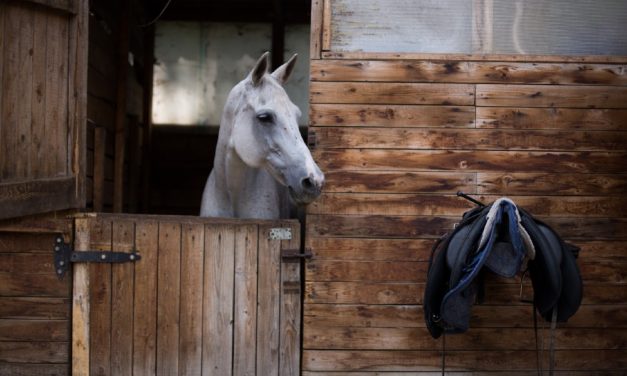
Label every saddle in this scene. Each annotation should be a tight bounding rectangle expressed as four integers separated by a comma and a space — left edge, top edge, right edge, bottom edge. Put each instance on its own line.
423, 194, 583, 339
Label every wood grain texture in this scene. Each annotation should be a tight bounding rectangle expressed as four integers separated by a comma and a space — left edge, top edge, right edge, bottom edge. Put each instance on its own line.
256, 224, 282, 375
156, 222, 181, 375
303, 349, 627, 372
233, 224, 258, 376
310, 82, 475, 105
314, 149, 627, 174
132, 220, 159, 376
110, 220, 134, 376
203, 224, 235, 375
311, 60, 627, 85
477, 107, 627, 130
178, 223, 204, 376
314, 127, 627, 151
322, 170, 476, 194
310, 103, 475, 127
477, 84, 627, 108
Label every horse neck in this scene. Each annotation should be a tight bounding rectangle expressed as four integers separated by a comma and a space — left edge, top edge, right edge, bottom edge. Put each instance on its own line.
214, 119, 290, 219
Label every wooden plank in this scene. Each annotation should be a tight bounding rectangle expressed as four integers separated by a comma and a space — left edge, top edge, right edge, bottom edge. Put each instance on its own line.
314, 127, 627, 151
87, 217, 111, 376
93, 126, 106, 211
314, 149, 627, 174
1, 3, 20, 180
310, 82, 475, 105
72, 217, 90, 376
477, 84, 627, 108
0, 271, 69, 297
110, 220, 135, 376
280, 222, 302, 376
476, 107, 627, 130
311, 193, 627, 218
0, 177, 79, 221
203, 224, 235, 375
30, 9, 47, 180
256, 224, 282, 376
306, 282, 422, 305
0, 3, 4, 173
233, 224, 259, 376
53, 12, 69, 177
112, 2, 130, 212
309, 0, 323, 59
321, 50, 627, 64
322, 170, 476, 194
310, 103, 476, 127
321, 0, 331, 51
307, 260, 428, 282
304, 327, 627, 351
15, 4, 34, 180
0, 253, 59, 274
132, 220, 159, 376
0, 341, 69, 363
0, 364, 69, 376
303, 349, 627, 372
308, 214, 457, 238
311, 60, 627, 85
156, 222, 181, 375
477, 172, 627, 196
0, 319, 67, 341
20, 0, 77, 14
310, 237, 434, 261
0, 232, 55, 253
0, 297, 69, 320
310, 213, 627, 241
178, 223, 204, 376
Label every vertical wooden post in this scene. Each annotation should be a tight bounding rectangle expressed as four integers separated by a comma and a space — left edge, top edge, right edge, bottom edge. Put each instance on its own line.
310, 0, 324, 59
113, 2, 131, 212
72, 216, 91, 376
140, 25, 155, 213
280, 222, 302, 375
93, 125, 106, 212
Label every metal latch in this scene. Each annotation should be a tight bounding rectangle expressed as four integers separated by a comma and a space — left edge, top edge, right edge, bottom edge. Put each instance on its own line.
53, 235, 141, 280
281, 248, 313, 263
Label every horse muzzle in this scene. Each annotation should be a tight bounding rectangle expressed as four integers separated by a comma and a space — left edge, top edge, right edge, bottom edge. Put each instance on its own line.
288, 171, 325, 205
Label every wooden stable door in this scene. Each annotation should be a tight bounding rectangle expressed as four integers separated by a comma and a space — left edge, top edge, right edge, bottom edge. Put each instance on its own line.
0, 0, 88, 220
71, 214, 302, 376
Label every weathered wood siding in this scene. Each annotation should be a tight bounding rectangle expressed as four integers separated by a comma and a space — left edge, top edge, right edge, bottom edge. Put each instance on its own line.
71, 214, 302, 376
0, 214, 73, 375
304, 1, 627, 374
0, 0, 87, 220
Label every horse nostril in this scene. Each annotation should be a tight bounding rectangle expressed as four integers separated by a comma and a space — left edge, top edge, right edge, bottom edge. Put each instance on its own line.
301, 177, 315, 191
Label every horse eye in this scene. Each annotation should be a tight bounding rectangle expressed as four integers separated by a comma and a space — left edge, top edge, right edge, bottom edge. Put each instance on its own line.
256, 112, 274, 123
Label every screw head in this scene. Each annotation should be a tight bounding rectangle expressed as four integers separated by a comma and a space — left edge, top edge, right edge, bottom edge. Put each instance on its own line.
129, 254, 135, 261
101, 254, 107, 260
59, 261, 65, 266
54, 246, 60, 252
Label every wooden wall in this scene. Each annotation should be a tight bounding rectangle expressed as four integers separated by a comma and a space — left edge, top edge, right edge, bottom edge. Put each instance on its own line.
0, 215, 73, 375
86, 0, 152, 213
304, 2, 627, 374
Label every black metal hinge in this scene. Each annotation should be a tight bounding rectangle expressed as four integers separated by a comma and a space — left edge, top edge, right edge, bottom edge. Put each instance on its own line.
281, 248, 313, 263
53, 235, 141, 280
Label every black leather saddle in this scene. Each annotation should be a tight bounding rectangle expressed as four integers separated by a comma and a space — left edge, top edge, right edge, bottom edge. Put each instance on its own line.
423, 195, 583, 339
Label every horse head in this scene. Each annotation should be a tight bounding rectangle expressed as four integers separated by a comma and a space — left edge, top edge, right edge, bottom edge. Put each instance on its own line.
224, 52, 324, 207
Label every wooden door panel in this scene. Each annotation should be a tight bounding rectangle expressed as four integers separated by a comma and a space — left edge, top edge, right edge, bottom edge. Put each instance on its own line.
0, 0, 87, 220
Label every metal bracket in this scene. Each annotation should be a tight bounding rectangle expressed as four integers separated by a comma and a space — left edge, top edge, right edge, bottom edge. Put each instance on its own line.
269, 228, 292, 240
53, 235, 141, 280
281, 248, 313, 263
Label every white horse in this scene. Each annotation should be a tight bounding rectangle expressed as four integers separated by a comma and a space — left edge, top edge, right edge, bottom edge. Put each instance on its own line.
200, 52, 324, 219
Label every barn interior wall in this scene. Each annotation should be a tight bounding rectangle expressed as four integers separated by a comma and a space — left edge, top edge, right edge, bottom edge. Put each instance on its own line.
303, 1, 627, 374
86, 0, 151, 214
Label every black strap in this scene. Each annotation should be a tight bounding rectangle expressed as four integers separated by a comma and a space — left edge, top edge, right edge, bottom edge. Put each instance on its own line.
548, 308, 558, 376
441, 332, 446, 376
533, 306, 542, 376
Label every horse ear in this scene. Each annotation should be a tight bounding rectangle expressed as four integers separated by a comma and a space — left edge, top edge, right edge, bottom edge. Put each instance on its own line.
271, 53, 298, 85
251, 51, 270, 86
